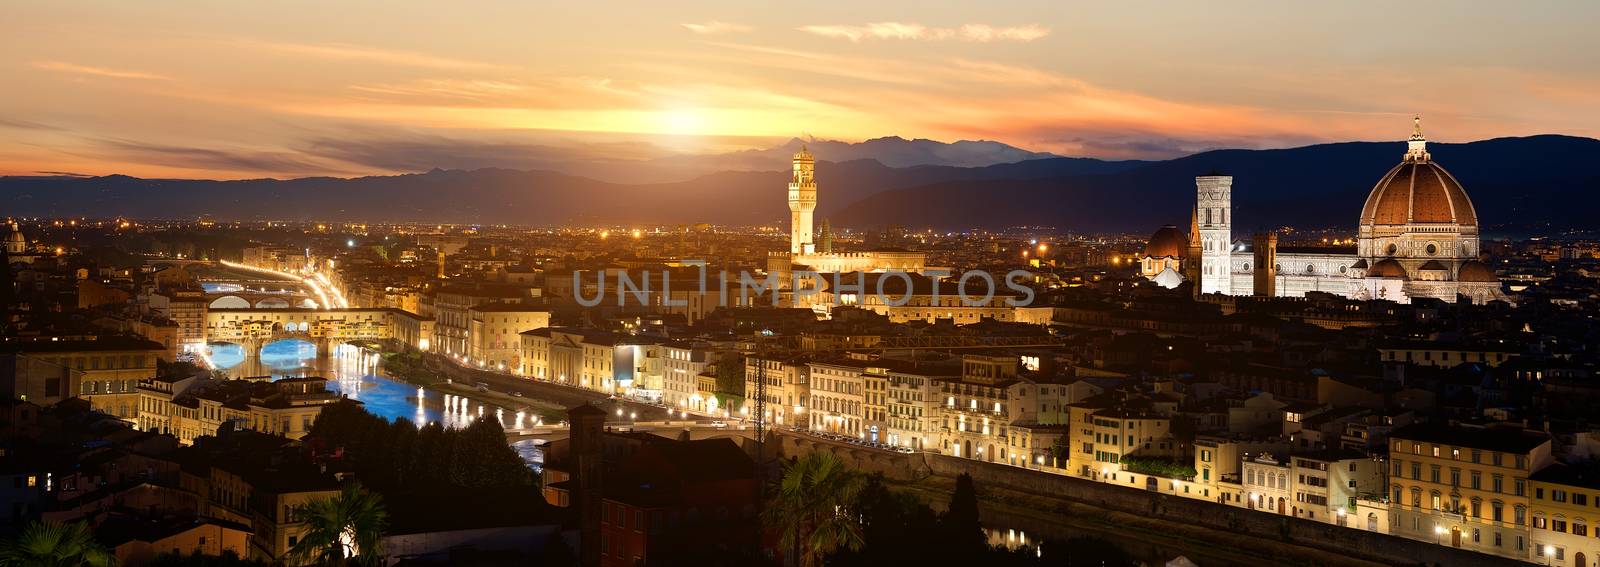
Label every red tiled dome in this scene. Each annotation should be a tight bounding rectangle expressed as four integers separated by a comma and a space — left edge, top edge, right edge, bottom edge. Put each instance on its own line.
1458, 260, 1498, 283
1369, 259, 1407, 278
1144, 225, 1188, 259
1360, 161, 1477, 228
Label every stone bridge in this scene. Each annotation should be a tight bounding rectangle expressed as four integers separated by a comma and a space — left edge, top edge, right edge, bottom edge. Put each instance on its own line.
205, 291, 318, 309
205, 307, 434, 357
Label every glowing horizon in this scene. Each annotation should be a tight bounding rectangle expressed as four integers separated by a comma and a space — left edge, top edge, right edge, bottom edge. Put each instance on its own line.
4, 1, 1599, 179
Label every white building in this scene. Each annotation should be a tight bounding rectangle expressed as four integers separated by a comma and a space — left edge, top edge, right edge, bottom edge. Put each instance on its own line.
1143, 118, 1507, 305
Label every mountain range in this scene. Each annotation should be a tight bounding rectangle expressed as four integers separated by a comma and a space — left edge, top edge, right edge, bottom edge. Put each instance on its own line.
2, 135, 1595, 233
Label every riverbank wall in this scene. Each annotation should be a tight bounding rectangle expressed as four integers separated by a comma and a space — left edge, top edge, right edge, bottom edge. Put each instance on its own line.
773, 431, 1518, 567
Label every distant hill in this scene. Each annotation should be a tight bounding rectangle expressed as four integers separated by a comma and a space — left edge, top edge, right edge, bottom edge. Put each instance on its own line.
486, 136, 1067, 183
0, 135, 1594, 233
831, 135, 1600, 233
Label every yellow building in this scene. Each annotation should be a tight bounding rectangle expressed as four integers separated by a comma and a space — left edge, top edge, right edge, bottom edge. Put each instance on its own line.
746, 354, 810, 428
807, 359, 867, 437
181, 454, 340, 565
521, 328, 661, 396
137, 377, 340, 445
1529, 463, 1600, 566
466, 303, 550, 372
937, 354, 1017, 462
1388, 423, 1551, 561
0, 337, 165, 421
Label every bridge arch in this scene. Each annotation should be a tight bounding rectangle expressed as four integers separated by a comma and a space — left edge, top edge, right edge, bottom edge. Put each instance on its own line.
209, 295, 251, 309
299, 298, 318, 309
255, 297, 292, 308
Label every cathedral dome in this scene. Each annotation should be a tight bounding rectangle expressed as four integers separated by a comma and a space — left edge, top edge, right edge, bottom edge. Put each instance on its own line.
1369, 258, 1407, 278
1359, 118, 1477, 229
1144, 225, 1188, 259
1458, 260, 1498, 283
1360, 161, 1476, 227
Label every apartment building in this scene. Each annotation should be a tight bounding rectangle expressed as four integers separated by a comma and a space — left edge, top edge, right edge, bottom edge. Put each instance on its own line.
1389, 423, 1553, 561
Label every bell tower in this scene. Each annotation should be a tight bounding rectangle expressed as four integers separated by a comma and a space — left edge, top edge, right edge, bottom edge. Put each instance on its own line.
788, 147, 817, 254
1196, 175, 1233, 295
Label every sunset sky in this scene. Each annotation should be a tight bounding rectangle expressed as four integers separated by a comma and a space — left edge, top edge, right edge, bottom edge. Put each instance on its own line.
4, 1, 1598, 179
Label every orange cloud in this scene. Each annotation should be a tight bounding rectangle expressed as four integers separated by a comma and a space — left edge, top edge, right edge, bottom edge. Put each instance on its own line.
32, 61, 169, 81
227, 38, 504, 71
682, 21, 752, 35
798, 22, 1049, 42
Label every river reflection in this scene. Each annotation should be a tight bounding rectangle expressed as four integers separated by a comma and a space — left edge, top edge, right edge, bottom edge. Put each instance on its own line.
207, 340, 543, 470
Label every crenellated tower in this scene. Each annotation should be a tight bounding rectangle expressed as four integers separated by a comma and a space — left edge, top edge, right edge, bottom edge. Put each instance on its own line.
788, 146, 817, 254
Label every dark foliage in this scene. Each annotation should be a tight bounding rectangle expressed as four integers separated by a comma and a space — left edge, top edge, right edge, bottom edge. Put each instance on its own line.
307, 399, 535, 491
143, 550, 268, 567
829, 473, 1138, 567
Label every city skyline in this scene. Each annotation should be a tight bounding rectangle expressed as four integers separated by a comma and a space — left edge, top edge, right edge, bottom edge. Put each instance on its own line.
5, 1, 1600, 179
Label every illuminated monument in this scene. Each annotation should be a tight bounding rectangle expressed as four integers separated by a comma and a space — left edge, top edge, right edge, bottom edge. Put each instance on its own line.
768, 147, 927, 284
788, 146, 817, 254
1142, 118, 1506, 304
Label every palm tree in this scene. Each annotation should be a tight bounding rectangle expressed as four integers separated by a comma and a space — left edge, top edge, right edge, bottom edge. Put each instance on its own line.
0, 520, 116, 567
287, 482, 388, 566
762, 451, 865, 567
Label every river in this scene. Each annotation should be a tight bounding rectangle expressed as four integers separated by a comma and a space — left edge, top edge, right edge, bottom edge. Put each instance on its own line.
207, 339, 544, 471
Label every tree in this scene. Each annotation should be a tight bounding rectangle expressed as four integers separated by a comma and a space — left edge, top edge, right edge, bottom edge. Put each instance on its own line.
762, 452, 865, 567
287, 482, 388, 567
715, 352, 746, 396
448, 418, 534, 488
0, 520, 115, 567
941, 473, 986, 558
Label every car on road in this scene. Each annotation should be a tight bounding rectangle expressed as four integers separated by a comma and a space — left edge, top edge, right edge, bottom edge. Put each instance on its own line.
511, 391, 523, 397
709, 420, 727, 428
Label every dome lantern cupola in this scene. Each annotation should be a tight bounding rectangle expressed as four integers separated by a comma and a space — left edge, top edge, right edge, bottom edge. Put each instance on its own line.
1404, 115, 1430, 163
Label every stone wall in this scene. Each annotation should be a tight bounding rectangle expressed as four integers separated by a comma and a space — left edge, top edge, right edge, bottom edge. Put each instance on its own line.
771, 431, 930, 480
774, 432, 1518, 566
923, 454, 1519, 567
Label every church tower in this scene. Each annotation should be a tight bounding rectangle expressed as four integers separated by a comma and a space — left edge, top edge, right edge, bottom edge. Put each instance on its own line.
1196, 175, 1233, 295
1184, 206, 1203, 297
788, 147, 817, 254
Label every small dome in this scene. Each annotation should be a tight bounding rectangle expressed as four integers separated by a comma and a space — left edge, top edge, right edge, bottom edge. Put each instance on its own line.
1419, 260, 1448, 271
1350, 259, 1369, 269
1153, 266, 1184, 289
1144, 225, 1188, 259
1369, 259, 1407, 278
1458, 260, 1498, 283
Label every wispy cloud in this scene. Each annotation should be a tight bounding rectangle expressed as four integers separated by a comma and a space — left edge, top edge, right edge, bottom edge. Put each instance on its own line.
682, 21, 752, 35
94, 138, 342, 175
798, 22, 1049, 43
230, 39, 503, 71
32, 61, 169, 80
